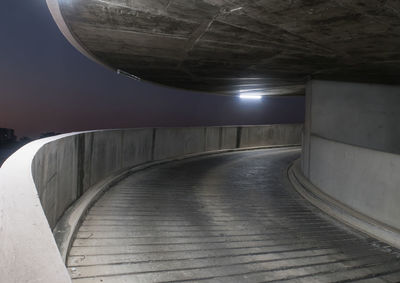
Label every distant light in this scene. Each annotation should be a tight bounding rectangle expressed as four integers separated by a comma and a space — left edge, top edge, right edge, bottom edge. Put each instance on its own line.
239, 94, 262, 100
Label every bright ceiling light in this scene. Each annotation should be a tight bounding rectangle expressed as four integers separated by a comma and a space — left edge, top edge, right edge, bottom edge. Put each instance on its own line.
239, 94, 262, 100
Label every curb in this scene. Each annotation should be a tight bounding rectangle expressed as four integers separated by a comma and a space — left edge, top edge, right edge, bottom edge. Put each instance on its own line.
288, 159, 400, 250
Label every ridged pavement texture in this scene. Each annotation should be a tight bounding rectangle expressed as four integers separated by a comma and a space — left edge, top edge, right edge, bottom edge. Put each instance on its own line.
68, 148, 400, 282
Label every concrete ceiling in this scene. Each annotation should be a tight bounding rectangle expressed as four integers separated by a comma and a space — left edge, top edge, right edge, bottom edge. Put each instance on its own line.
48, 0, 400, 96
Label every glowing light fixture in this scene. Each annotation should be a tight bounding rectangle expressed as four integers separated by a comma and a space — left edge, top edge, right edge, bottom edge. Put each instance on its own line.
239, 94, 262, 100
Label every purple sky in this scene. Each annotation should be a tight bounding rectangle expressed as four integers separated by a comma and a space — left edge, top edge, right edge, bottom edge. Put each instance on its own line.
0, 0, 304, 138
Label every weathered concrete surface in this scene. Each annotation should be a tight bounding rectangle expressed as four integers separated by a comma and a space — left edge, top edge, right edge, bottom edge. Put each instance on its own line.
47, 0, 400, 95
33, 137, 80, 229
239, 124, 303, 148
220, 126, 237, 149
309, 136, 400, 236
309, 80, 400, 155
0, 136, 74, 283
301, 80, 400, 246
290, 159, 400, 250
68, 149, 400, 282
85, 129, 154, 189
153, 127, 206, 160
32, 129, 154, 229
32, 125, 301, 231
0, 125, 301, 282
205, 127, 220, 151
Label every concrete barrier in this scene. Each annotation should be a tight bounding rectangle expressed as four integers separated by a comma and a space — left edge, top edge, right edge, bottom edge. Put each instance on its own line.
300, 80, 400, 248
309, 136, 400, 231
0, 124, 302, 282
239, 124, 303, 148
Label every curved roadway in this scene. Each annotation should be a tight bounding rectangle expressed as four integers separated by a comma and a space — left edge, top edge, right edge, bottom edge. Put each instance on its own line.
67, 148, 400, 282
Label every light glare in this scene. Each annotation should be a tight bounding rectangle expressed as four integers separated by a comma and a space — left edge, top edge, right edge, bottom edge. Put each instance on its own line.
239, 94, 262, 100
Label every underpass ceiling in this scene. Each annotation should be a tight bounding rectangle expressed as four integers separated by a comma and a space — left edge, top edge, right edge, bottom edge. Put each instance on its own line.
50, 0, 400, 95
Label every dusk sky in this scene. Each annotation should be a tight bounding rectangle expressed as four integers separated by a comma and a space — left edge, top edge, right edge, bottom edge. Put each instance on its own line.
0, 0, 304, 138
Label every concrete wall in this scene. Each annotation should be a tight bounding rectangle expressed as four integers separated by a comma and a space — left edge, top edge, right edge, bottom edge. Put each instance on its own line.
153, 127, 206, 160
36, 125, 302, 230
302, 80, 400, 232
239, 124, 303, 148
310, 80, 400, 154
0, 124, 301, 283
32, 129, 154, 228
1, 136, 77, 283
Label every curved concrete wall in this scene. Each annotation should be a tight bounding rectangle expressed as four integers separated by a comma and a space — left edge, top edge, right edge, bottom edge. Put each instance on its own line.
302, 80, 400, 237
32, 129, 153, 229
0, 125, 301, 283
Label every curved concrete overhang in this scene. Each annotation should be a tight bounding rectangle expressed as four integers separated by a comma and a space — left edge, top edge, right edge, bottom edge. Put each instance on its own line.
46, 0, 111, 70
46, 0, 400, 96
